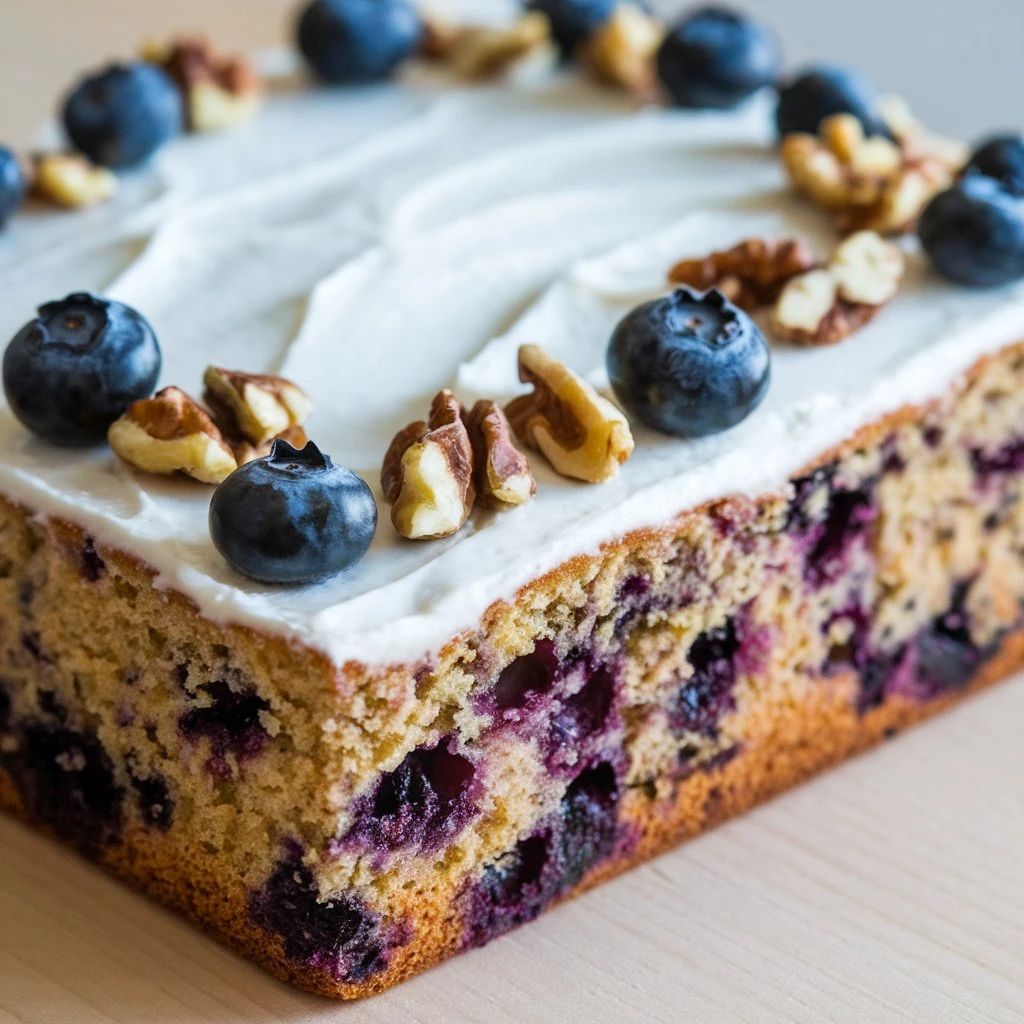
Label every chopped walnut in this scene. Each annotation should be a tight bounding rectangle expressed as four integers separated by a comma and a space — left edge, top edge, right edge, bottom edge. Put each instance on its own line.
579, 4, 665, 94
30, 153, 118, 209
880, 94, 969, 168
383, 390, 476, 540
465, 399, 536, 506
203, 366, 312, 447
108, 387, 238, 484
668, 238, 816, 313
142, 37, 261, 132
506, 344, 634, 484
420, 11, 553, 79
772, 230, 904, 346
781, 112, 961, 236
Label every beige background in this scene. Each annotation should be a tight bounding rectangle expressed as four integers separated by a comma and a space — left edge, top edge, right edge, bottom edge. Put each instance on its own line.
2, 2, 1024, 1022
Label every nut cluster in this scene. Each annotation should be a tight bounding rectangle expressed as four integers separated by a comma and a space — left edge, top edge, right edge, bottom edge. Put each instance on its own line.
30, 153, 118, 209
668, 238, 816, 313
383, 389, 534, 540
420, 11, 553, 79
507, 344, 634, 484
579, 4, 666, 95
109, 367, 311, 483
781, 111, 964, 235
141, 37, 261, 132
772, 230, 905, 345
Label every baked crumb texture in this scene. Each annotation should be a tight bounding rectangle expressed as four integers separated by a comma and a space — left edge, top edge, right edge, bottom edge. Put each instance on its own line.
3, 343, 1024, 998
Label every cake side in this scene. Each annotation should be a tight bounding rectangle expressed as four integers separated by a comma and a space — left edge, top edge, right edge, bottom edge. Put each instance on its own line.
3, 340, 1024, 997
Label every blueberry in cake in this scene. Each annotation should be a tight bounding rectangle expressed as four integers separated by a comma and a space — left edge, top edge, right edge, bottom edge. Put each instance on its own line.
3, 0, 1024, 1000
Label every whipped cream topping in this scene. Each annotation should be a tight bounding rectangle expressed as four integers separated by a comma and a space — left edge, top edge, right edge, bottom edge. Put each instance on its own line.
3, 35, 1024, 668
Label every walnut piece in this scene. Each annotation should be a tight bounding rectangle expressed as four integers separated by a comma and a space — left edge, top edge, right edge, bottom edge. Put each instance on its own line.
781, 112, 960, 235
772, 230, 904, 346
420, 11, 553, 78
383, 390, 476, 540
203, 366, 312, 446
506, 344, 633, 483
668, 237, 816, 313
108, 387, 238, 484
579, 4, 665, 94
142, 37, 261, 132
30, 153, 118, 209
465, 399, 536, 506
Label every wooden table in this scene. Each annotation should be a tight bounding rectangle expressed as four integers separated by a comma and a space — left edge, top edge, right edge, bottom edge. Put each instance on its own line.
3, 2, 1024, 1021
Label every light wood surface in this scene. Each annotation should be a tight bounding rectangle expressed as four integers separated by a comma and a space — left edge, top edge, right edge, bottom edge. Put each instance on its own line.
3, 2, 1024, 1021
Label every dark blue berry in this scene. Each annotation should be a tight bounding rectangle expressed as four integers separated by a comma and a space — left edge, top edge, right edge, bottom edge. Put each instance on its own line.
178, 681, 271, 779
62, 62, 182, 169
669, 619, 739, 737
656, 6, 781, 110
0, 145, 26, 229
918, 172, 1024, 287
209, 439, 377, 585
775, 66, 887, 139
296, 0, 422, 85
607, 287, 770, 438
526, 0, 616, 57
3, 292, 161, 447
963, 134, 1024, 197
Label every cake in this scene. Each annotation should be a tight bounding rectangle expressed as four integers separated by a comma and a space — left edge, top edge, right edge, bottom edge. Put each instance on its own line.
3, 0, 1024, 1001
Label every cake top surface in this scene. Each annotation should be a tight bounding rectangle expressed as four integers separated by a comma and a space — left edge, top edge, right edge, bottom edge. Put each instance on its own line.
3, 31, 1024, 667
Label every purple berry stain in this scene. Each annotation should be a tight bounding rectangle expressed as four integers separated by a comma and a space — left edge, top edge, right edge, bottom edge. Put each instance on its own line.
250, 840, 408, 984
465, 760, 620, 948
178, 680, 271, 780
343, 736, 479, 855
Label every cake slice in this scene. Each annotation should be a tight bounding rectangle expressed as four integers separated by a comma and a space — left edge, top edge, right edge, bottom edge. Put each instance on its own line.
3, 39, 1024, 1001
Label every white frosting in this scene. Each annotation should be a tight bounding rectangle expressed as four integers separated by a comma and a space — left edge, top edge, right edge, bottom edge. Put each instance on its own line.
3, 39, 1024, 668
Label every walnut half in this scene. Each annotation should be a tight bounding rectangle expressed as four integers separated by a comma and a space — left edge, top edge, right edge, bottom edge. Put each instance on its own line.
108, 387, 238, 484
420, 12, 553, 79
142, 37, 261, 132
772, 230, 904, 346
203, 366, 312, 447
506, 345, 634, 483
668, 237, 816, 313
580, 4, 665, 94
382, 390, 476, 540
465, 399, 536, 506
30, 153, 118, 209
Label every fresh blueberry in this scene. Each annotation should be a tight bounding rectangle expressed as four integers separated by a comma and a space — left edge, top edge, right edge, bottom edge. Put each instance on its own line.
62, 62, 182, 169
3, 293, 161, 446
918, 172, 1024, 287
607, 287, 771, 438
209, 439, 377, 585
775, 66, 887, 139
963, 134, 1024, 197
526, 0, 616, 57
0, 146, 26, 229
296, 0, 422, 85
656, 7, 781, 110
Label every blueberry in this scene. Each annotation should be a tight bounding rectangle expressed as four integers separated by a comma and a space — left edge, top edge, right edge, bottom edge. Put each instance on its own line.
62, 62, 182, 169
296, 0, 422, 85
607, 287, 771, 438
775, 66, 886, 138
209, 439, 377, 585
918, 172, 1024, 287
963, 134, 1024, 197
525, 0, 616, 57
0, 145, 26, 229
656, 6, 781, 110
3, 292, 161, 446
